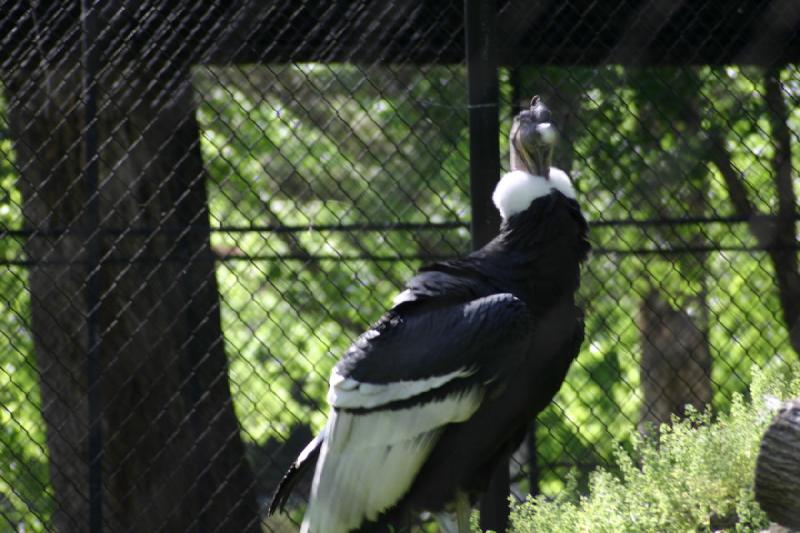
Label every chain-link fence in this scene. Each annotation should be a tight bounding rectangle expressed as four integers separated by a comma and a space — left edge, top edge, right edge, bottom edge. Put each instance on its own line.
1, 1, 799, 531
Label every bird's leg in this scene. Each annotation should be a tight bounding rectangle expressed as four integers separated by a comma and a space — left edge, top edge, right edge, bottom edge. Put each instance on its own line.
455, 490, 472, 533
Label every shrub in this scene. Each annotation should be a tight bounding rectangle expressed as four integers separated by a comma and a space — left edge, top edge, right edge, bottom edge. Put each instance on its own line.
509, 362, 800, 532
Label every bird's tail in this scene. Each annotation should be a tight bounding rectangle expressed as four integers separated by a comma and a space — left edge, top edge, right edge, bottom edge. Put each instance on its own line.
268, 432, 323, 516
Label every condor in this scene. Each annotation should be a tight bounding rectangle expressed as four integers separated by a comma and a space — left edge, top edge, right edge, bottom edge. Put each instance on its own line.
269, 96, 590, 533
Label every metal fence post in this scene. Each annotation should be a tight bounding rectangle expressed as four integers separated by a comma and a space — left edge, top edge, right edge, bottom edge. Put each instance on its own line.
465, 0, 501, 250
80, 1, 103, 531
465, 0, 508, 529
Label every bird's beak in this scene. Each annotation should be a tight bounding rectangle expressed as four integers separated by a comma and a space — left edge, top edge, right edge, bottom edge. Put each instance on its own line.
509, 96, 557, 178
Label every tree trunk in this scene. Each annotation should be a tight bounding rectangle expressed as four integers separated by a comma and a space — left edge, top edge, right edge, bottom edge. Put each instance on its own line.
638, 290, 712, 433
637, 84, 713, 433
4, 51, 259, 533
705, 68, 800, 358
755, 398, 800, 530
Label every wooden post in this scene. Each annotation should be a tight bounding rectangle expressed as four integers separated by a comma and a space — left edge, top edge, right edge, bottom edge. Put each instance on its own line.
755, 398, 800, 529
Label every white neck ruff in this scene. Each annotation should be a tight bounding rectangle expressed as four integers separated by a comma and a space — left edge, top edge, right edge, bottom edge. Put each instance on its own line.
491, 167, 576, 220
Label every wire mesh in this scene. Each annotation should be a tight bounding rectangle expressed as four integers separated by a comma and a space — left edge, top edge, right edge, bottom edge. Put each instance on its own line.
0, 0, 799, 531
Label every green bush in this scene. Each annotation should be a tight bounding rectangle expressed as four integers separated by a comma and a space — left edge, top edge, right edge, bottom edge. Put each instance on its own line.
510, 362, 800, 532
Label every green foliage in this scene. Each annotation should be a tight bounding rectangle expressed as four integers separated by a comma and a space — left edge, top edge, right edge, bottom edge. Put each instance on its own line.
190, 63, 799, 503
194, 64, 474, 441
519, 65, 795, 494
0, 92, 52, 531
0, 61, 797, 531
510, 363, 800, 532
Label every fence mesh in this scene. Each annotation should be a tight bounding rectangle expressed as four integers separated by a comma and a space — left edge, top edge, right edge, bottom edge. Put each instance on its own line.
0, 1, 799, 531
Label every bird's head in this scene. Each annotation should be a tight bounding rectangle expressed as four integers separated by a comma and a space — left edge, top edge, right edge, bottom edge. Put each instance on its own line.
509, 95, 557, 178
493, 96, 575, 222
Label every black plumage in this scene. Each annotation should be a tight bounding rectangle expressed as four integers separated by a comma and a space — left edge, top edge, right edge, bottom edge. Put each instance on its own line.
379, 192, 589, 513
269, 97, 589, 533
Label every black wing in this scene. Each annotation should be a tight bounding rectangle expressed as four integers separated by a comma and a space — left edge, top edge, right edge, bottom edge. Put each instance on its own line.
331, 292, 534, 406
302, 293, 534, 531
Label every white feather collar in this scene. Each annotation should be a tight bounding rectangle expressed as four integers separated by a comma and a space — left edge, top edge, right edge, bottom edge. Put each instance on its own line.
492, 168, 576, 220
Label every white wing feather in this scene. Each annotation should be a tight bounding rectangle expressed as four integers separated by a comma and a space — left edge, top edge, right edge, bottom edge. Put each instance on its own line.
302, 387, 483, 533
328, 366, 476, 409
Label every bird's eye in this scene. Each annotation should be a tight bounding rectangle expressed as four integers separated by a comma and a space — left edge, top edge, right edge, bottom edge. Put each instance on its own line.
536, 123, 557, 145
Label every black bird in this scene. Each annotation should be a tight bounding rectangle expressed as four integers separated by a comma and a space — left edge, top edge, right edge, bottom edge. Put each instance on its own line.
269, 96, 590, 533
